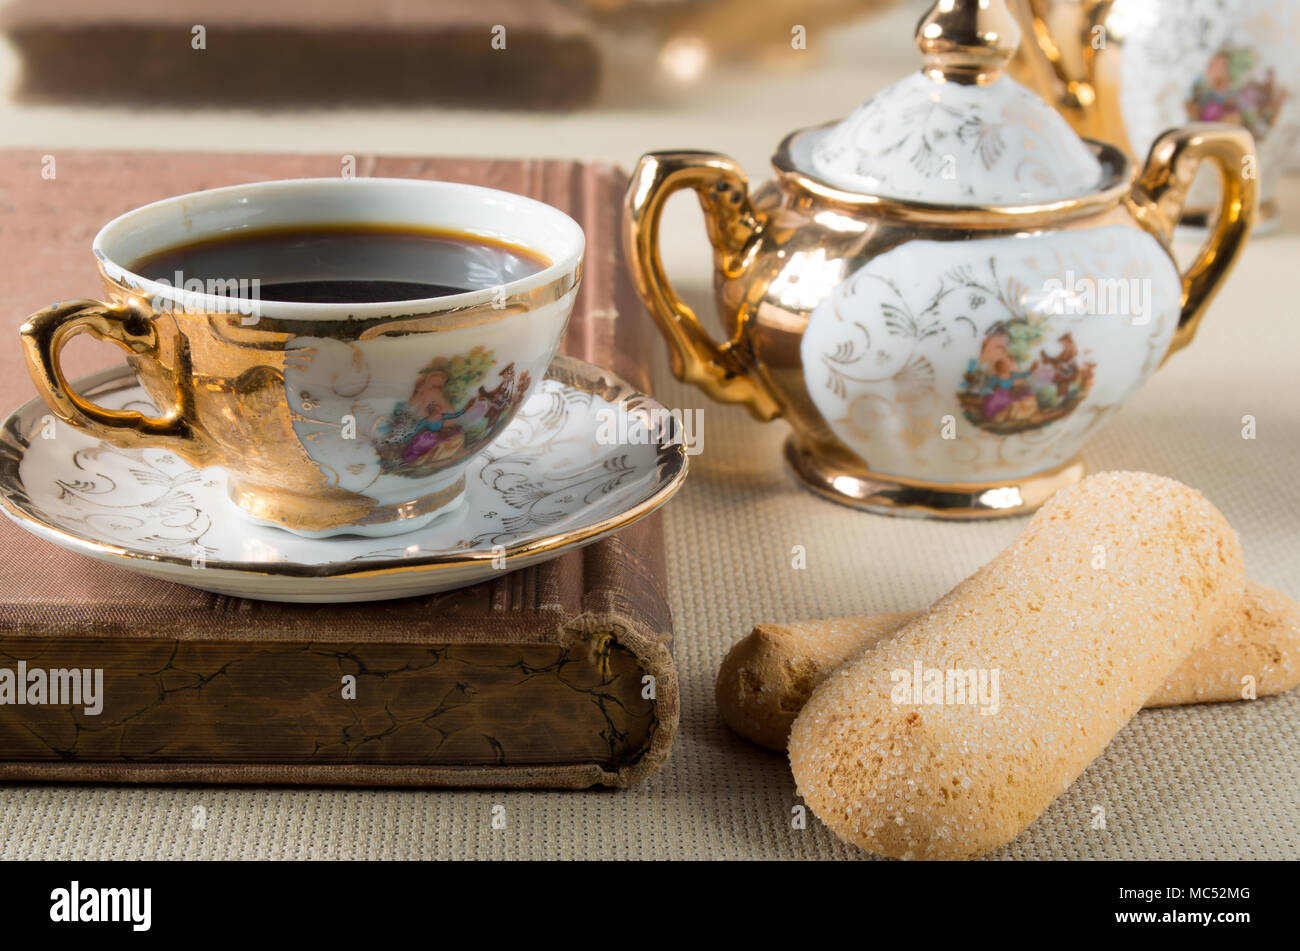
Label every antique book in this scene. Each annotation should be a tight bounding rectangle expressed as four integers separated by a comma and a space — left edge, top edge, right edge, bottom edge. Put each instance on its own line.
0, 0, 601, 109
0, 151, 676, 789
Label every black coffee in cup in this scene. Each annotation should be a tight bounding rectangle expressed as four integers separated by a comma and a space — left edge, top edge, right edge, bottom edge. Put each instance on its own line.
131, 224, 549, 305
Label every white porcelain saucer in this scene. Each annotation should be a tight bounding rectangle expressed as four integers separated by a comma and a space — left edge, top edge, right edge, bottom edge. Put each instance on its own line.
0, 356, 687, 603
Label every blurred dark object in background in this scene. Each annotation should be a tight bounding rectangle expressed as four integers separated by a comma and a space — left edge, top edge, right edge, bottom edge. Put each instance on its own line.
0, 0, 904, 111
580, 0, 899, 84
0, 0, 602, 110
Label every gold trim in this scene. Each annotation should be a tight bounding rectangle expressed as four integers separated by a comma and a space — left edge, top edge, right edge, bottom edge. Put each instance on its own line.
784, 437, 1085, 519
622, 151, 782, 422
18, 297, 216, 465
0, 355, 689, 581
1127, 124, 1258, 359
1176, 198, 1278, 233
103, 260, 582, 338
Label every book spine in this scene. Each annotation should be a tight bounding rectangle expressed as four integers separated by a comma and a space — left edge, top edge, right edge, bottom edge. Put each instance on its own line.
0, 627, 660, 787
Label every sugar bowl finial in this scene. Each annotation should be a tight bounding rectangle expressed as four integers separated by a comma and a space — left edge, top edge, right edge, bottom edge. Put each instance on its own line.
916, 0, 1021, 85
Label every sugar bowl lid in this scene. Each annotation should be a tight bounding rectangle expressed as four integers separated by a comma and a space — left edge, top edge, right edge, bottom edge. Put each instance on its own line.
804, 0, 1104, 205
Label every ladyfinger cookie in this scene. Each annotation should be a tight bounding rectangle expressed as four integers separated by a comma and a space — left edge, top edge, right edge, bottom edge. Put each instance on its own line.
1146, 581, 1300, 706
719, 580, 1300, 751
718, 611, 919, 751
787, 471, 1245, 859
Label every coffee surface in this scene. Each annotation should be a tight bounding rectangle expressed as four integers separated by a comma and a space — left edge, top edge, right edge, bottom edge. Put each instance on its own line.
131, 224, 549, 304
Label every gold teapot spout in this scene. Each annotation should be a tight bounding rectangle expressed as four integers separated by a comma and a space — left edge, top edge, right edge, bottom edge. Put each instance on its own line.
1006, 0, 1112, 141
622, 151, 782, 421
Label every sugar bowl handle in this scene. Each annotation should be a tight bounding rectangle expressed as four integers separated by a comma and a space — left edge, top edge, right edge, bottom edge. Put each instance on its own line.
1130, 123, 1258, 361
623, 151, 781, 421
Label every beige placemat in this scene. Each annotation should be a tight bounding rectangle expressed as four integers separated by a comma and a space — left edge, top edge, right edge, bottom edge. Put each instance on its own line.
2, 194, 1298, 863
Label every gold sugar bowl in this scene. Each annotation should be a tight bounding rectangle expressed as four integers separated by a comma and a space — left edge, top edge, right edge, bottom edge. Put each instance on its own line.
622, 0, 1256, 519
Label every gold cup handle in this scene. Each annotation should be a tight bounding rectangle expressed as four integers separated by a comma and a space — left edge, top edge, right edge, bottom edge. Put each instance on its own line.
19, 298, 212, 463
623, 151, 781, 421
1130, 122, 1258, 361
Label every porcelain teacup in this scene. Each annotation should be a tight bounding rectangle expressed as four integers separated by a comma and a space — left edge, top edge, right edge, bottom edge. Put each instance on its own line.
19, 178, 585, 538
